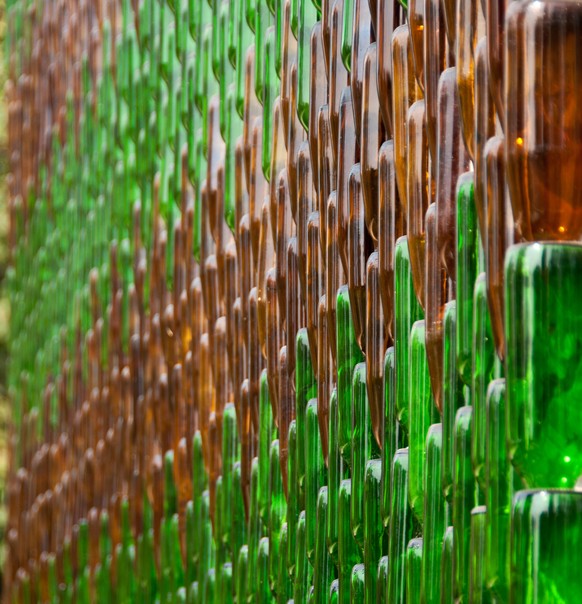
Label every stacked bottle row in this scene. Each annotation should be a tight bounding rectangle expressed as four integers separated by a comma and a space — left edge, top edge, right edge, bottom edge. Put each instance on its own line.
5, 0, 582, 600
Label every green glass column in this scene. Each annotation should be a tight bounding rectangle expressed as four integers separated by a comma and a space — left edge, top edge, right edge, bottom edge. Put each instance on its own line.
294, 511, 314, 603
382, 346, 404, 529
338, 479, 361, 604
421, 423, 446, 604
406, 537, 423, 604
505, 242, 582, 488
394, 236, 424, 430
269, 440, 287, 591
351, 363, 379, 551
485, 379, 513, 602
510, 490, 582, 604
468, 506, 488, 604
350, 563, 365, 602
456, 172, 480, 387
306, 399, 326, 565
363, 459, 382, 604
453, 406, 476, 602
442, 301, 465, 504
471, 273, 495, 492
313, 487, 334, 604
441, 526, 454, 604
297, 0, 320, 129
287, 419, 299, 576
387, 448, 416, 604
259, 371, 275, 528
336, 285, 364, 464
408, 320, 438, 523
297, 328, 318, 507
327, 387, 344, 563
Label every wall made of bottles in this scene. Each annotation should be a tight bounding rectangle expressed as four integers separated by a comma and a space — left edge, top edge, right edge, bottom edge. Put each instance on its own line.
4, 0, 582, 600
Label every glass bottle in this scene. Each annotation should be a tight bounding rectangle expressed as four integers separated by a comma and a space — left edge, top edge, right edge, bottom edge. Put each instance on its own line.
485, 379, 513, 603
360, 43, 382, 242
336, 285, 364, 464
337, 87, 359, 277
387, 448, 415, 604
505, 243, 582, 488
351, 363, 379, 551
406, 537, 423, 604
365, 252, 385, 448
305, 399, 326, 565
421, 424, 446, 604
471, 274, 494, 492
424, 203, 446, 414
453, 406, 476, 602
436, 68, 470, 284
408, 320, 438, 523
455, 172, 480, 386
510, 490, 582, 604
484, 135, 513, 362
392, 25, 420, 213
406, 99, 429, 311
506, 0, 582, 241
339, 479, 361, 604
378, 140, 405, 343
363, 459, 382, 604
394, 236, 424, 429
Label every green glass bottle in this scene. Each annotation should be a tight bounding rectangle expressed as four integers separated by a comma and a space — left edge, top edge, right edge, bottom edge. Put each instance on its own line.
327, 387, 343, 563
297, 328, 318, 507
330, 579, 340, 604
234, 463, 248, 581
453, 406, 476, 602
406, 538, 423, 604
294, 511, 314, 602
336, 285, 364, 464
471, 273, 495, 492
510, 490, 582, 604
287, 420, 299, 576
220, 563, 234, 604
297, 0, 320, 129
408, 320, 438, 524
339, 480, 362, 604
222, 403, 239, 548
269, 440, 287, 590
421, 424, 446, 604
341, 0, 354, 69
351, 563, 366, 602
255, 0, 275, 105
505, 242, 582, 488
237, 546, 249, 604
259, 373, 275, 528
363, 459, 382, 604
257, 537, 272, 602
313, 487, 334, 604
456, 172, 481, 387
441, 526, 454, 604
277, 523, 293, 602
306, 399, 327, 567
468, 506, 489, 604
387, 448, 415, 604
262, 26, 279, 178
377, 556, 389, 604
382, 346, 403, 529
442, 301, 465, 503
247, 458, 262, 601
394, 236, 424, 429
485, 379, 513, 602
351, 363, 379, 551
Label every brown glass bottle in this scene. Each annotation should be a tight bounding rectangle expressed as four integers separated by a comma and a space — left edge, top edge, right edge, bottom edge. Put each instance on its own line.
507, 0, 582, 241
407, 99, 429, 311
